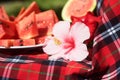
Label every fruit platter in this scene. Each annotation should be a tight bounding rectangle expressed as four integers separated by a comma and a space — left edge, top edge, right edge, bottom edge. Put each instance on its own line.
0, 1, 59, 49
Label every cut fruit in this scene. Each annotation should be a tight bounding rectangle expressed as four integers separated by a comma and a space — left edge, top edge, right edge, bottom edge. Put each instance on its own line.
0, 1, 59, 47
15, 1, 40, 21
13, 39, 35, 46
35, 36, 46, 44
62, 0, 97, 21
0, 39, 36, 47
16, 7, 26, 19
0, 39, 13, 48
36, 10, 58, 37
0, 6, 9, 20
0, 19, 17, 39
16, 12, 39, 39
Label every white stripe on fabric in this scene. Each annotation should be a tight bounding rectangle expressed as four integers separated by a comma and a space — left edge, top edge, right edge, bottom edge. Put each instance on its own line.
102, 67, 120, 80
2, 56, 21, 80
46, 60, 56, 80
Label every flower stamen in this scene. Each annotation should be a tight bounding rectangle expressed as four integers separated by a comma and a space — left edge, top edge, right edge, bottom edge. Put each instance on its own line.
54, 38, 62, 45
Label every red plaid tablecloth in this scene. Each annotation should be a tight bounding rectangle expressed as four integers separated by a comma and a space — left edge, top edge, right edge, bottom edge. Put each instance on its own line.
0, 0, 120, 80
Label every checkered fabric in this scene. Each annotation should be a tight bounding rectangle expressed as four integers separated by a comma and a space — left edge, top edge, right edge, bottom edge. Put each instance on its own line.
0, 0, 120, 80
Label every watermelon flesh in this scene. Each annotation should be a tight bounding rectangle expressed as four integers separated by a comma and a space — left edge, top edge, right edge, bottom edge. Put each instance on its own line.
0, 19, 17, 39
0, 39, 13, 48
15, 1, 40, 21
35, 36, 46, 44
17, 7, 26, 18
0, 39, 36, 47
16, 12, 39, 39
0, 6, 9, 20
36, 10, 58, 37
62, 0, 97, 21
13, 39, 35, 46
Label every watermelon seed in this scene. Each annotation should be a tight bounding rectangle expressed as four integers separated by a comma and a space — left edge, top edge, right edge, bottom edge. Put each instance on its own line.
19, 39, 23, 46
25, 21, 34, 30
1, 15, 5, 19
0, 21, 2, 24
2, 23, 9, 28
42, 21, 46, 24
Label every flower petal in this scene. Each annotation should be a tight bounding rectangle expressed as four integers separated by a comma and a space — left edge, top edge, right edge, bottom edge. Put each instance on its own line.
48, 47, 72, 60
70, 22, 90, 44
43, 38, 62, 55
52, 21, 70, 42
64, 43, 89, 61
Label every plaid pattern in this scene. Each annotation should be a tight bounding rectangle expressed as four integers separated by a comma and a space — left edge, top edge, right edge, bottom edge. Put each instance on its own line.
92, 0, 120, 79
0, 0, 120, 80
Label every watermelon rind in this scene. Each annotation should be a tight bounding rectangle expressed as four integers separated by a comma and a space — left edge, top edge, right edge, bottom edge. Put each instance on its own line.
61, 0, 97, 22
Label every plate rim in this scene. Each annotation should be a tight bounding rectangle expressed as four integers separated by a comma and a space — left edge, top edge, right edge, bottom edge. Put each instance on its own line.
0, 43, 45, 49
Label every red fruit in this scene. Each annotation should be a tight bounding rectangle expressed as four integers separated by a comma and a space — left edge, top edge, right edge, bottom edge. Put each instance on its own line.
35, 36, 46, 44
0, 39, 13, 48
36, 10, 58, 37
13, 39, 35, 46
13, 39, 23, 46
15, 1, 40, 21
0, 19, 17, 39
17, 7, 26, 18
23, 39, 35, 46
0, 6, 9, 20
62, 0, 97, 21
16, 12, 39, 39
9, 16, 16, 21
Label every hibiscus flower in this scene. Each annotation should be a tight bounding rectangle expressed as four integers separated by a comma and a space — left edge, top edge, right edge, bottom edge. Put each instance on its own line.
43, 21, 90, 61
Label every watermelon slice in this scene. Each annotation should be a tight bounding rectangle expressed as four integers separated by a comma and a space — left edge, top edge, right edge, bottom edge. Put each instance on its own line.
62, 0, 97, 21
0, 39, 35, 47
23, 39, 35, 46
0, 19, 17, 39
13, 39, 35, 46
0, 6, 9, 20
15, 1, 40, 21
16, 12, 39, 39
13, 39, 23, 46
0, 39, 13, 48
17, 7, 26, 17
35, 36, 46, 44
36, 10, 58, 37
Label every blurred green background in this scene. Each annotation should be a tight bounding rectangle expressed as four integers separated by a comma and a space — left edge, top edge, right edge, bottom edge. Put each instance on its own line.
0, 0, 68, 20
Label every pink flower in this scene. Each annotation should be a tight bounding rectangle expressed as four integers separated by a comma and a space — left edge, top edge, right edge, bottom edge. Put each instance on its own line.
43, 21, 90, 61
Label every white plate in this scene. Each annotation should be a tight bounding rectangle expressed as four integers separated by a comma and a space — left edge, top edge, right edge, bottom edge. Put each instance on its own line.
0, 44, 45, 49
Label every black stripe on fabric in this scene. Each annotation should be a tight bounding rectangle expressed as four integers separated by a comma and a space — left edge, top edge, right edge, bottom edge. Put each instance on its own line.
116, 30, 120, 39
65, 75, 86, 80
104, 35, 114, 45
0, 77, 15, 80
109, 16, 120, 26
95, 23, 108, 36
93, 38, 106, 53
41, 60, 67, 66
116, 61, 120, 80
116, 60, 120, 71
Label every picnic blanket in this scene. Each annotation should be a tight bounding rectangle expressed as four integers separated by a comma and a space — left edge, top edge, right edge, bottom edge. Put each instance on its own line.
0, 0, 120, 80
